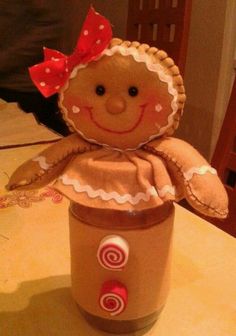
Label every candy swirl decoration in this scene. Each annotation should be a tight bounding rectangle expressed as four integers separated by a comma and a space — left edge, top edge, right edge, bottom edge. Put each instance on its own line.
99, 280, 128, 316
97, 235, 129, 271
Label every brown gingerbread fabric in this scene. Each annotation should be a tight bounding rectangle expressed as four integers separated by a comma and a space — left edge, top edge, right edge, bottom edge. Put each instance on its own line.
4, 7, 230, 333
7, 38, 228, 217
5, 28, 229, 333
144, 137, 228, 218
7, 133, 99, 190
53, 147, 178, 211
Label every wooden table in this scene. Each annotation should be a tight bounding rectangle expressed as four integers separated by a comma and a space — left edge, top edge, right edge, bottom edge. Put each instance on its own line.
0, 144, 236, 336
0, 99, 61, 149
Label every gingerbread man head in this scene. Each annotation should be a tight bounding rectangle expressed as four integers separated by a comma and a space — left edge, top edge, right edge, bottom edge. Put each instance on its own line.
30, 7, 185, 150
60, 38, 185, 150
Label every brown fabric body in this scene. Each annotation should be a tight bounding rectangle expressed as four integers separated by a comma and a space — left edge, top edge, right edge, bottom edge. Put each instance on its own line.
70, 201, 173, 229
54, 148, 177, 211
145, 137, 228, 218
69, 204, 174, 321
79, 305, 162, 334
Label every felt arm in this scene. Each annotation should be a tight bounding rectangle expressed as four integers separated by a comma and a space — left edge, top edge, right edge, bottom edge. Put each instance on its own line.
7, 133, 99, 190
143, 137, 228, 218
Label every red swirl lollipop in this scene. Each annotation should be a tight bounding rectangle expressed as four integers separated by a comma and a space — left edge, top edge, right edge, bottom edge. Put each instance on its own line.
99, 280, 128, 316
97, 235, 129, 271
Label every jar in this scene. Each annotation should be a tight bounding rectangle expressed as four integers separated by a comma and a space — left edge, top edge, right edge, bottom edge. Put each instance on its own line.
69, 201, 174, 333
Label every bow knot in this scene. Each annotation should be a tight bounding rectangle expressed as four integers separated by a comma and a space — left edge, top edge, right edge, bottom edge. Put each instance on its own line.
29, 7, 112, 97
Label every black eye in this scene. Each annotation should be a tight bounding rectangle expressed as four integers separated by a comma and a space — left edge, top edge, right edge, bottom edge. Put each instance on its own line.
95, 85, 105, 96
128, 86, 138, 97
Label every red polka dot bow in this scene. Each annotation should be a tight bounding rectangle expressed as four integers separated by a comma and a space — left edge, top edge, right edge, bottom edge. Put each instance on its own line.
29, 7, 112, 98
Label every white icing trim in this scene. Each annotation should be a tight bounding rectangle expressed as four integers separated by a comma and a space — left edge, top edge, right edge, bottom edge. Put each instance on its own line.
59, 45, 179, 151
158, 185, 176, 197
58, 174, 175, 205
32, 156, 52, 170
184, 166, 217, 181
72, 105, 80, 113
155, 104, 163, 112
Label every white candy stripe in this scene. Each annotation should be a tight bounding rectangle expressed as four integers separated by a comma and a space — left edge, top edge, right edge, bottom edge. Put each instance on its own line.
100, 293, 125, 316
97, 235, 129, 270
184, 166, 217, 181
32, 156, 52, 170
59, 174, 175, 205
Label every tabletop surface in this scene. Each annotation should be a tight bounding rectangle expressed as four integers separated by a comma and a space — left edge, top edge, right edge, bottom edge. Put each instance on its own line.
0, 99, 61, 149
0, 143, 236, 336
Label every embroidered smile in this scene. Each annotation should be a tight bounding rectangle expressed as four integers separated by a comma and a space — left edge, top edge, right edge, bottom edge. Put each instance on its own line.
85, 105, 146, 134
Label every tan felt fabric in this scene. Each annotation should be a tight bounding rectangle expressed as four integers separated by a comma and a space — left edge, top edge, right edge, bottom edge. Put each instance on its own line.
60, 52, 177, 150
7, 133, 99, 190
7, 40, 227, 220
144, 137, 228, 218
69, 206, 174, 320
70, 201, 173, 230
7, 133, 228, 219
53, 148, 176, 211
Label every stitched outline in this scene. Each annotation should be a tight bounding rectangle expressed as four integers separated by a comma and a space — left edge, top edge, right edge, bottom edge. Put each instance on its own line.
143, 144, 228, 217
9, 136, 99, 189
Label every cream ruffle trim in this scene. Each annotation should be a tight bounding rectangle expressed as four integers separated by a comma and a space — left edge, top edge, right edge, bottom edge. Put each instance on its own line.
58, 174, 175, 205
32, 156, 52, 170
183, 166, 217, 181
32, 155, 217, 205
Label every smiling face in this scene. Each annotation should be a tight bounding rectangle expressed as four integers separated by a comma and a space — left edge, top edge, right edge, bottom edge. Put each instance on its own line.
59, 49, 180, 150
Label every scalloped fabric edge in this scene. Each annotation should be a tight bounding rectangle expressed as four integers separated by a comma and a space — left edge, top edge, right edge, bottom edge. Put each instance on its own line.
58, 174, 176, 205
143, 144, 228, 217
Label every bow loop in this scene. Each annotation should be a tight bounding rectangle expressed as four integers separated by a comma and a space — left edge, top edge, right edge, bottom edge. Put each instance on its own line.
29, 7, 112, 97
43, 47, 66, 62
75, 6, 112, 64
29, 56, 69, 98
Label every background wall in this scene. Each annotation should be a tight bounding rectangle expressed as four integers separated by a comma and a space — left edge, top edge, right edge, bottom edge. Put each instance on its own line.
176, 0, 236, 160
210, 0, 236, 158
62, 0, 128, 53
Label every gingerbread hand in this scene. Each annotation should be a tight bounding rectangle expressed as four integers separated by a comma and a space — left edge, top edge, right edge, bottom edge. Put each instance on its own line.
7, 133, 99, 190
144, 137, 228, 218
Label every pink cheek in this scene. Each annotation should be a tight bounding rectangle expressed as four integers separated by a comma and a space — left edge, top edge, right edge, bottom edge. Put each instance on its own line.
149, 107, 169, 127
143, 95, 171, 126
142, 97, 161, 122
63, 94, 90, 118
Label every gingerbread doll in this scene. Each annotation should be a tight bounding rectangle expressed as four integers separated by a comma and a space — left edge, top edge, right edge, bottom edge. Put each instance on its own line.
7, 7, 228, 334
